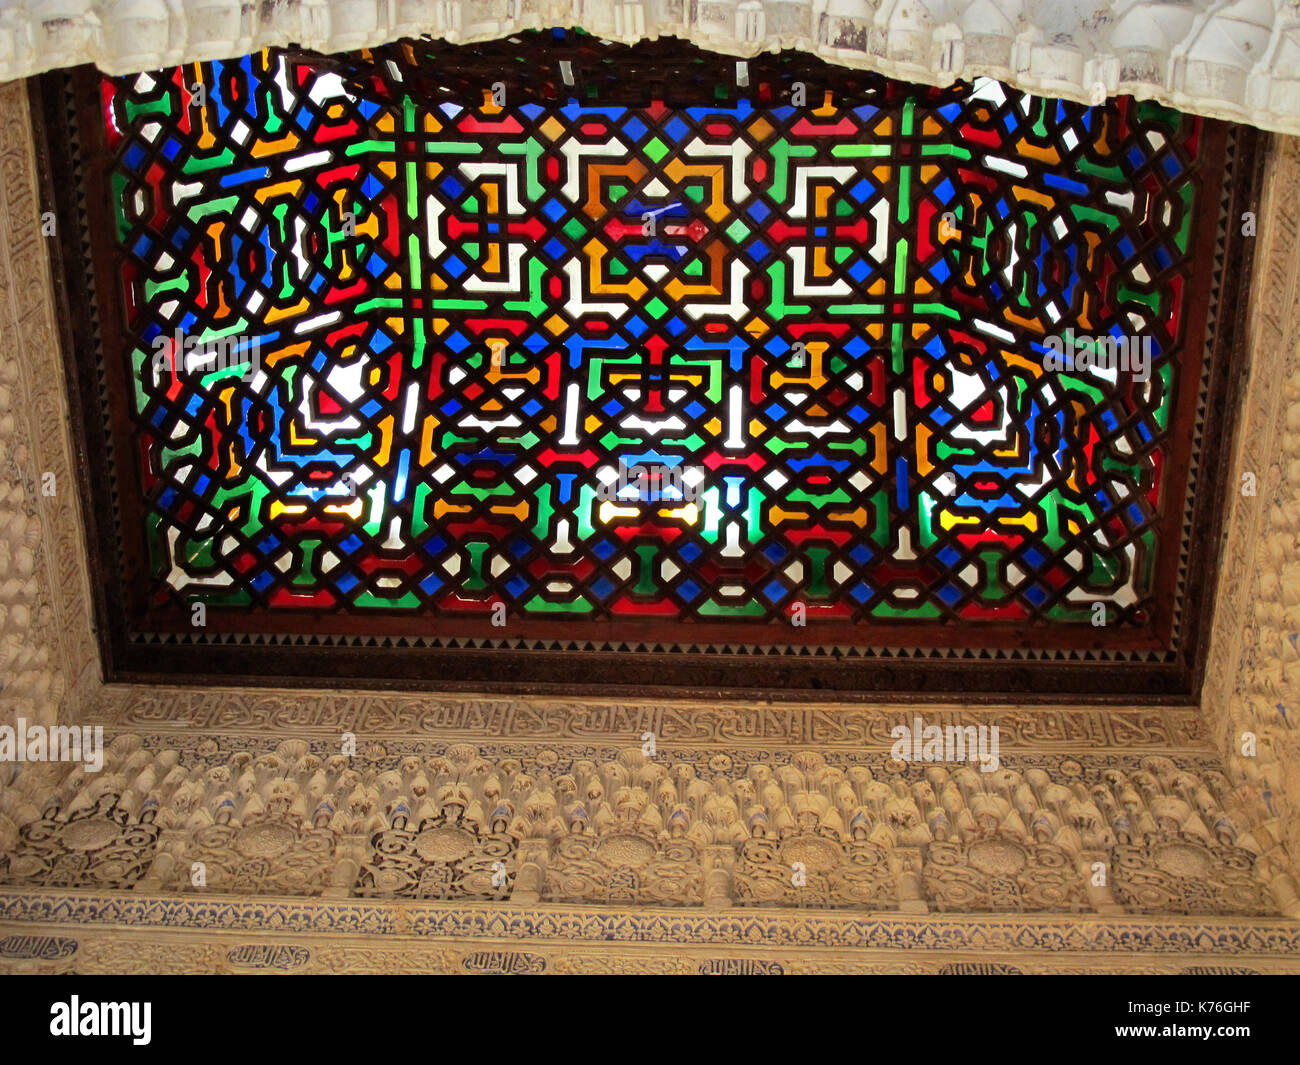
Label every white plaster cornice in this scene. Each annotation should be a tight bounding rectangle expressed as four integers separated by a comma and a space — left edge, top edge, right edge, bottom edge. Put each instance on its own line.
0, 0, 1299, 134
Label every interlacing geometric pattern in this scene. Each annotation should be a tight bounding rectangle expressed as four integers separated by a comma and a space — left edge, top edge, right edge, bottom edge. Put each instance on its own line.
106, 31, 1214, 630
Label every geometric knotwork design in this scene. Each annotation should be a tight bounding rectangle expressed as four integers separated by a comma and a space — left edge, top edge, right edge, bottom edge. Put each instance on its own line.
545, 835, 702, 906
80, 29, 1246, 678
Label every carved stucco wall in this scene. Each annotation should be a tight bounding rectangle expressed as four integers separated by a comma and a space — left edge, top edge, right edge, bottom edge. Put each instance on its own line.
0, 69, 1297, 971
2, 0, 1300, 135
1201, 131, 1300, 928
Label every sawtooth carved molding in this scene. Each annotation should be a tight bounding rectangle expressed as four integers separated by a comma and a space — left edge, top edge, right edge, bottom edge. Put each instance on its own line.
1, 51, 1299, 968
2, 1, 1300, 135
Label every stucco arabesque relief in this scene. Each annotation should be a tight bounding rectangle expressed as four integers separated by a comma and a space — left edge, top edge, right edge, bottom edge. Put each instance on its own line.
0, 62, 1297, 968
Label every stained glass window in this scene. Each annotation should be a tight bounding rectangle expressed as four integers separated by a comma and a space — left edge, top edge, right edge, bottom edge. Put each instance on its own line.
41, 30, 1258, 695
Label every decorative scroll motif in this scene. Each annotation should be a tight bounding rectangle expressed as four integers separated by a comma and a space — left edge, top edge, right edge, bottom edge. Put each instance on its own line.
924, 840, 1086, 912
735, 835, 895, 907
0, 795, 159, 889
546, 835, 703, 906
171, 821, 335, 895
1110, 841, 1272, 917
357, 815, 515, 901
100, 34, 1216, 642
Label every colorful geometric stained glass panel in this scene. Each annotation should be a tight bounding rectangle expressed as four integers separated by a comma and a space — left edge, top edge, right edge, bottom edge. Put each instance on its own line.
96, 32, 1230, 649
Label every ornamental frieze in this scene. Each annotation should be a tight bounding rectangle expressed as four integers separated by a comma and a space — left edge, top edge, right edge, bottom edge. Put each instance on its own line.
0, 737, 1280, 917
